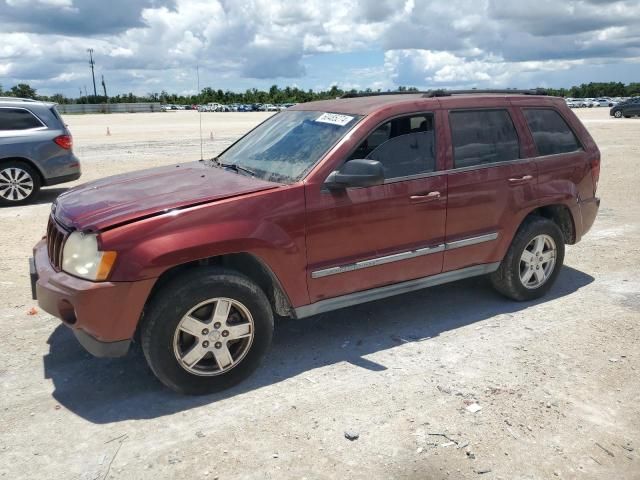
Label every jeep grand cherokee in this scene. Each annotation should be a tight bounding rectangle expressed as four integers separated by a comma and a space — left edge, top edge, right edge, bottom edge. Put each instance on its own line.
31, 90, 600, 394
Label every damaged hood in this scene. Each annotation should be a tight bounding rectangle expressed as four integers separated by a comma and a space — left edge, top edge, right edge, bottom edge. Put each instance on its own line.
53, 161, 279, 231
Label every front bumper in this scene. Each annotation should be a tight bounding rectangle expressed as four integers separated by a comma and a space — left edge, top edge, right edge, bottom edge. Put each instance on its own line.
31, 239, 156, 357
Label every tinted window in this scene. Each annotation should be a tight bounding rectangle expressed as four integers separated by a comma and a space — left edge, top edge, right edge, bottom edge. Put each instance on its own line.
350, 114, 436, 179
0, 108, 44, 131
523, 109, 581, 156
450, 110, 520, 168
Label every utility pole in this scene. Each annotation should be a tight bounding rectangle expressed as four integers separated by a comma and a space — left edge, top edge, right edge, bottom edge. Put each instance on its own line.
101, 74, 109, 113
87, 48, 97, 97
79, 87, 83, 103
101, 74, 107, 98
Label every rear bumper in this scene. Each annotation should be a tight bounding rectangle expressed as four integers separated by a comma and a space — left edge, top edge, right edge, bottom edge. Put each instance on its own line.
32, 239, 156, 357
44, 171, 81, 186
578, 196, 600, 239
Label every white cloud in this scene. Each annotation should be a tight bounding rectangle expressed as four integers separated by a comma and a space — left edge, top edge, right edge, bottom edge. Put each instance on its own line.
0, 0, 639, 95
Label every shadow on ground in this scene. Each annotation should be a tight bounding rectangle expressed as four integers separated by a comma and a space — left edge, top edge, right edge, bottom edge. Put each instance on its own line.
43, 266, 593, 424
0, 187, 68, 208
33, 188, 69, 205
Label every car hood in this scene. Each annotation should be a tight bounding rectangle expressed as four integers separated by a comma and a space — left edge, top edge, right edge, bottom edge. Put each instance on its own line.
53, 161, 279, 231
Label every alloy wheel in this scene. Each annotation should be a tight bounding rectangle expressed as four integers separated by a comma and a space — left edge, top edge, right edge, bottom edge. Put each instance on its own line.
0, 167, 34, 202
173, 297, 255, 376
519, 234, 557, 289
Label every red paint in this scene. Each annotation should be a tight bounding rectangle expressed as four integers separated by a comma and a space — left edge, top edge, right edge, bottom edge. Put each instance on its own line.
34, 93, 600, 344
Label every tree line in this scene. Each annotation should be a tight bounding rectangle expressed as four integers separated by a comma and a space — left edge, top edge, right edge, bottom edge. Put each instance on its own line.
2, 82, 639, 105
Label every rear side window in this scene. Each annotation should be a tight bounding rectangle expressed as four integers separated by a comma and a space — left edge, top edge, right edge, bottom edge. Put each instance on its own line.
523, 109, 581, 156
450, 110, 520, 168
0, 108, 44, 131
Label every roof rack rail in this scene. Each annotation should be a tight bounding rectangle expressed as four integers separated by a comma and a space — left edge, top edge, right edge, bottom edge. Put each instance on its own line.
341, 91, 430, 98
422, 88, 547, 97
0, 96, 39, 103
340, 88, 547, 99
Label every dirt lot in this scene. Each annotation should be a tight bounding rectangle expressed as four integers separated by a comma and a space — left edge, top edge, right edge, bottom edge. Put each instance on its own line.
0, 108, 638, 480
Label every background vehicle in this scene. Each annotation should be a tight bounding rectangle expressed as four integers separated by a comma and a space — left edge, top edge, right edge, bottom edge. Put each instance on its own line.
565, 98, 579, 108
594, 98, 615, 107
610, 97, 640, 118
0, 97, 80, 205
31, 90, 600, 394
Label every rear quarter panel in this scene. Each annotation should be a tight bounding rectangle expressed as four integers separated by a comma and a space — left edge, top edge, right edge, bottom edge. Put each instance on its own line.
0, 128, 76, 180
509, 97, 599, 241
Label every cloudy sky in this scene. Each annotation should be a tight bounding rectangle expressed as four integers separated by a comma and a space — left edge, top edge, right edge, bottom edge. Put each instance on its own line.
1, 0, 639, 97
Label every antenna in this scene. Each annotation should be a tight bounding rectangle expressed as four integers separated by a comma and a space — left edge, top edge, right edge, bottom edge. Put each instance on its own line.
197, 64, 204, 161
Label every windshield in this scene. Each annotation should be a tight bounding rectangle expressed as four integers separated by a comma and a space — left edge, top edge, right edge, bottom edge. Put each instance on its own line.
216, 110, 361, 183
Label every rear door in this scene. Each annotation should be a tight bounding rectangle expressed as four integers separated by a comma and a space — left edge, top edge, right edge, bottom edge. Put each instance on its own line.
443, 107, 538, 272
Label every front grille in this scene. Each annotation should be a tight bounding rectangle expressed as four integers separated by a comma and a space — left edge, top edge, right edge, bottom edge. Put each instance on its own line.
46, 215, 69, 270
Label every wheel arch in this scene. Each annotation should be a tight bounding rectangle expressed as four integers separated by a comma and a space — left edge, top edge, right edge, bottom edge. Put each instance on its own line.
524, 203, 576, 245
144, 252, 295, 319
0, 156, 45, 184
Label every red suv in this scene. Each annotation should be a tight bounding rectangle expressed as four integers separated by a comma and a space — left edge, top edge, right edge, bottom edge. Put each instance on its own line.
30, 90, 600, 394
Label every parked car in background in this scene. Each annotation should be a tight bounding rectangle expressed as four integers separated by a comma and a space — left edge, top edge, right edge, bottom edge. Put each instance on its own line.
594, 98, 615, 107
0, 97, 80, 206
31, 89, 600, 394
565, 98, 579, 108
610, 97, 640, 118
570, 98, 589, 108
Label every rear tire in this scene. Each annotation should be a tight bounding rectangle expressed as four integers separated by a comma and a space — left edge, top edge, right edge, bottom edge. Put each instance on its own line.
490, 217, 565, 301
0, 161, 41, 206
141, 267, 273, 395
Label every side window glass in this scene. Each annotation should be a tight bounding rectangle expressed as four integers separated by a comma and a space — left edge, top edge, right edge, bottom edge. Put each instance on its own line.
0, 108, 44, 131
523, 109, 581, 156
367, 132, 436, 178
349, 113, 436, 179
450, 110, 520, 168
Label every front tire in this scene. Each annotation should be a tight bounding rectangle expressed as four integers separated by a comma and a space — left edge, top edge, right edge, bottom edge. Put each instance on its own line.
614, 110, 622, 118
141, 267, 274, 395
490, 217, 565, 301
0, 161, 41, 206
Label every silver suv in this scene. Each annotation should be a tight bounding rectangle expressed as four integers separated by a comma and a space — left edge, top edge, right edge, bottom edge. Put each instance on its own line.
0, 97, 81, 206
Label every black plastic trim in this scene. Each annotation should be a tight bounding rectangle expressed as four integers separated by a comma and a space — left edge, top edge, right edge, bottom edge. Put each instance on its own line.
73, 329, 131, 358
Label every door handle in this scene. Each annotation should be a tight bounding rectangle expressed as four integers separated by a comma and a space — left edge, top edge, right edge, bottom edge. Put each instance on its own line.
508, 175, 533, 184
410, 191, 441, 201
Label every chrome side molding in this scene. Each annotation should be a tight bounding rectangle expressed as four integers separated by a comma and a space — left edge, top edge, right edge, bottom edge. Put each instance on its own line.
296, 262, 500, 319
445, 232, 499, 250
311, 232, 498, 279
311, 244, 445, 279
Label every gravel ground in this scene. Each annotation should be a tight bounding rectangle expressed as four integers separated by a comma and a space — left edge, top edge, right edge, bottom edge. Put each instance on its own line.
0, 109, 638, 480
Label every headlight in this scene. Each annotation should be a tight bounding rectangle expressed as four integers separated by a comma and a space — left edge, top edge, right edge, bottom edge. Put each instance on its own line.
62, 232, 117, 281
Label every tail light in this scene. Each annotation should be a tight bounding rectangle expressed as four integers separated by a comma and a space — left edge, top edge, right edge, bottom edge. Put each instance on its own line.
53, 135, 73, 150
590, 150, 600, 193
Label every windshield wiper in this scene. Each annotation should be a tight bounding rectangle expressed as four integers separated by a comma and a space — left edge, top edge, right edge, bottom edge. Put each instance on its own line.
210, 157, 256, 177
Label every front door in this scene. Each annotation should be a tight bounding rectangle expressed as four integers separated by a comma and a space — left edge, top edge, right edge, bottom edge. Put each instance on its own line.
304, 112, 447, 302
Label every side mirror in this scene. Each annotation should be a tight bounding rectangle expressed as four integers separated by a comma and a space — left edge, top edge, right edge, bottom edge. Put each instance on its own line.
324, 159, 385, 189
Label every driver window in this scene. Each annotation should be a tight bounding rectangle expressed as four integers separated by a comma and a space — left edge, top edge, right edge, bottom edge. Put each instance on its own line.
348, 113, 436, 179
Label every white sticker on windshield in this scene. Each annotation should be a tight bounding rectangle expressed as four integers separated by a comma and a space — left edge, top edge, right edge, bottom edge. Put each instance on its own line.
315, 112, 354, 127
